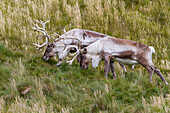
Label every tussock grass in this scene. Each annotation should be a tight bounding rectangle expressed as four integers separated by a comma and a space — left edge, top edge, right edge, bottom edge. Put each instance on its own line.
0, 0, 169, 112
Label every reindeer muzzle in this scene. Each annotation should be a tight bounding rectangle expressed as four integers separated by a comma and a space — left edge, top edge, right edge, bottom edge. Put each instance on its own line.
42, 56, 49, 61
80, 65, 88, 69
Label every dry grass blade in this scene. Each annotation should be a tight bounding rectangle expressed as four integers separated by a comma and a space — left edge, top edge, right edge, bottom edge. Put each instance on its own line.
20, 86, 31, 95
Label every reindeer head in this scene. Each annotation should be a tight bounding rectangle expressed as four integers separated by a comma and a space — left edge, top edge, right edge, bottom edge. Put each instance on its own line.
42, 39, 76, 61
32, 20, 78, 62
79, 48, 91, 69
42, 41, 65, 61
32, 20, 62, 60
79, 41, 103, 69
32, 20, 84, 66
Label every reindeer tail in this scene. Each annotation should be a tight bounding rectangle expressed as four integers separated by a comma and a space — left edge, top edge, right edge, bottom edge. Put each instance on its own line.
149, 46, 155, 54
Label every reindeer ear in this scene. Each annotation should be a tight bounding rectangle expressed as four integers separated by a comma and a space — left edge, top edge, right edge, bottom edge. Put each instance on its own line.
83, 32, 87, 39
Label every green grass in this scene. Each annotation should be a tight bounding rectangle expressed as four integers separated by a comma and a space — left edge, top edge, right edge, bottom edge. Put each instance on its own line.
0, 0, 169, 112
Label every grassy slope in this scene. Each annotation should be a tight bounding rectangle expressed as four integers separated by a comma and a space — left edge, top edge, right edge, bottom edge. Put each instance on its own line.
0, 0, 169, 112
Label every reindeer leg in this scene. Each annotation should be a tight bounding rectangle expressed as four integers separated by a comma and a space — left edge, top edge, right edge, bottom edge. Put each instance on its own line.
145, 66, 154, 83
138, 61, 154, 83
108, 65, 111, 74
119, 63, 126, 77
56, 59, 62, 67
110, 61, 116, 79
119, 63, 127, 72
152, 66, 168, 85
104, 55, 110, 79
138, 57, 168, 85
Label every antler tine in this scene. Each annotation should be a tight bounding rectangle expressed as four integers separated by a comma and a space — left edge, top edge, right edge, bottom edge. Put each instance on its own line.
33, 42, 48, 50
42, 20, 50, 29
33, 20, 50, 35
33, 35, 48, 50
66, 51, 80, 65
32, 20, 50, 50
61, 45, 80, 65
65, 36, 83, 65
54, 35, 83, 51
60, 27, 67, 36
59, 36, 82, 44
62, 28, 67, 33
34, 20, 49, 26
64, 36, 82, 49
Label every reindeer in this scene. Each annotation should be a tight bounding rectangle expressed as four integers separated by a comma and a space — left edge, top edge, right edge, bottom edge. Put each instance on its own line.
78, 37, 168, 85
32, 20, 126, 75
42, 28, 110, 66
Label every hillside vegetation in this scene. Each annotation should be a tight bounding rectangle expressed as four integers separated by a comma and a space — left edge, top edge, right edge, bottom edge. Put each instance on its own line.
0, 0, 169, 112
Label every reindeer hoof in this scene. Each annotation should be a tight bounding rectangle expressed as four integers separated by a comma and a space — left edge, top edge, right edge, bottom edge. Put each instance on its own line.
56, 63, 61, 67
113, 77, 116, 79
56, 64, 60, 67
165, 81, 168, 85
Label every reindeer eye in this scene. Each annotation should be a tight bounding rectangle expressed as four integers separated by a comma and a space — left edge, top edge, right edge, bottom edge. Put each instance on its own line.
82, 48, 87, 54
82, 56, 86, 60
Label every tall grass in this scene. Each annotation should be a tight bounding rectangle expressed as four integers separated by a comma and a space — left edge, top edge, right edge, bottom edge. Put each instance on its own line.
0, 0, 169, 112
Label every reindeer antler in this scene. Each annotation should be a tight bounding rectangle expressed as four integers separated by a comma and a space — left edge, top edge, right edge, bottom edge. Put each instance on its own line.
55, 36, 82, 48
32, 20, 51, 50
52, 33, 83, 65
61, 27, 67, 35
59, 37, 82, 65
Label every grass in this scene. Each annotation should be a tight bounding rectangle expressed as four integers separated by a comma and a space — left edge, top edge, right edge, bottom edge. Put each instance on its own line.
0, 0, 169, 112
